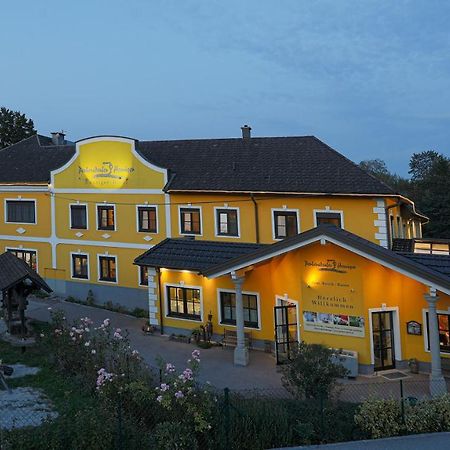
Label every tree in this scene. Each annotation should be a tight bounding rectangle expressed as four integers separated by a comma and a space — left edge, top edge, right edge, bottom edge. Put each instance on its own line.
0, 107, 36, 149
359, 159, 410, 194
408, 150, 443, 181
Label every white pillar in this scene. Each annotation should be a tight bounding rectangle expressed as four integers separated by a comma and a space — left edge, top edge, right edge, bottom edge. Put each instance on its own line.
232, 274, 249, 366
147, 267, 159, 326
425, 289, 447, 397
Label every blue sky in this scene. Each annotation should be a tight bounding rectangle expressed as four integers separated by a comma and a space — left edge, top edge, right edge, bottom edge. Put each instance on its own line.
1, 1, 449, 175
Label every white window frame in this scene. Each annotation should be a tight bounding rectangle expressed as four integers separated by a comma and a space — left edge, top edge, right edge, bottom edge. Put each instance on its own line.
70, 251, 90, 281
313, 209, 345, 229
214, 206, 240, 238
97, 253, 118, 284
422, 308, 450, 355
96, 203, 116, 231
164, 282, 204, 322
275, 295, 301, 342
137, 265, 149, 287
271, 208, 300, 241
216, 288, 261, 330
368, 306, 402, 365
69, 203, 89, 230
6, 246, 39, 272
136, 204, 158, 233
178, 205, 203, 236
4, 198, 37, 225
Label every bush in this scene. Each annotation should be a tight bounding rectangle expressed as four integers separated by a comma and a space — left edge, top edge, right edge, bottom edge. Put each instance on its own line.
405, 394, 450, 434
152, 422, 199, 450
86, 290, 95, 306
280, 342, 348, 399
132, 307, 147, 318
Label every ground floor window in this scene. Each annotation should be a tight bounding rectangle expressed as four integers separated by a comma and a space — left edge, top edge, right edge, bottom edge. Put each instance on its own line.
72, 253, 88, 279
7, 248, 37, 271
219, 291, 259, 328
98, 255, 117, 282
426, 312, 450, 353
167, 286, 201, 320
139, 266, 149, 286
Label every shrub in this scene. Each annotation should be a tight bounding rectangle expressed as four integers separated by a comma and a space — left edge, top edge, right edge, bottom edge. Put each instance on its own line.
86, 290, 95, 306
354, 397, 403, 438
152, 422, 199, 450
405, 394, 450, 434
280, 342, 348, 399
132, 307, 147, 318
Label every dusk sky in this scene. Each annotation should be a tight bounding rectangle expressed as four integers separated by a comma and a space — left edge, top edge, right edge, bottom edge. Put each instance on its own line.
2, 1, 449, 175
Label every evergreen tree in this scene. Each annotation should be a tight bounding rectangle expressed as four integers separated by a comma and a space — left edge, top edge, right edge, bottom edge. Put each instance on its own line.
0, 107, 36, 149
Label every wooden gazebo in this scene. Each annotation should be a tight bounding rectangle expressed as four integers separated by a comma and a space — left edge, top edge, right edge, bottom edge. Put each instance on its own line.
0, 252, 52, 337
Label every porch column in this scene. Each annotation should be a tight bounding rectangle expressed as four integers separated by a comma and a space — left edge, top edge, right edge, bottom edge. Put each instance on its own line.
425, 288, 447, 397
232, 274, 249, 366
147, 267, 159, 326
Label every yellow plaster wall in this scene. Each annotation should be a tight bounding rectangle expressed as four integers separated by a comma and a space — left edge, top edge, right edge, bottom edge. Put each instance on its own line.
0, 239, 52, 273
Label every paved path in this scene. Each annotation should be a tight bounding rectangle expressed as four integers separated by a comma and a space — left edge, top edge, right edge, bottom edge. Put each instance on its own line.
27, 298, 283, 390
278, 432, 450, 449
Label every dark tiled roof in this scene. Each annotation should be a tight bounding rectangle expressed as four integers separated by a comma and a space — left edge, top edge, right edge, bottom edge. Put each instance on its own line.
134, 238, 266, 271
0, 134, 395, 195
138, 136, 395, 194
0, 251, 52, 292
392, 239, 414, 252
399, 254, 450, 278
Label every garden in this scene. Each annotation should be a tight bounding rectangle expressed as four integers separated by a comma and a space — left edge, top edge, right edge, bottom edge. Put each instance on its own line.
1, 311, 450, 449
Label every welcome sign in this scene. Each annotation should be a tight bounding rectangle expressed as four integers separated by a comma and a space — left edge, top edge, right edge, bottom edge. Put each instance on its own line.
301, 255, 365, 338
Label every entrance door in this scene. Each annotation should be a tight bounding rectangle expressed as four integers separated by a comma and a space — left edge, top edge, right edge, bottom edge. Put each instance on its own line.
372, 311, 395, 370
274, 301, 298, 364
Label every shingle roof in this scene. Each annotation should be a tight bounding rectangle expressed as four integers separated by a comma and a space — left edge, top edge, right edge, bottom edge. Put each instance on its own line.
0, 251, 52, 292
0, 134, 396, 195
134, 238, 266, 271
399, 254, 450, 278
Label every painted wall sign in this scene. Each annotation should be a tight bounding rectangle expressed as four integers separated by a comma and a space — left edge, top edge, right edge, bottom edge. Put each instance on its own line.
304, 259, 356, 274
303, 311, 365, 337
406, 320, 422, 335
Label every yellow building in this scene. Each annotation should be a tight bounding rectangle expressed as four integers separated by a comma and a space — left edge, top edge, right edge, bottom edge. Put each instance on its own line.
1, 128, 448, 387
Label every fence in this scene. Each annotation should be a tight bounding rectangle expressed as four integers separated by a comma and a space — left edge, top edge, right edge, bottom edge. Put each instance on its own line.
1, 377, 448, 450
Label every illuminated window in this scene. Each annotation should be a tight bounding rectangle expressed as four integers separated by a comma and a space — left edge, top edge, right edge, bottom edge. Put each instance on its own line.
219, 291, 259, 328
72, 254, 88, 279
315, 212, 342, 228
70, 205, 87, 229
273, 211, 298, 239
97, 205, 115, 230
99, 255, 116, 282
6, 200, 36, 224
167, 286, 201, 320
426, 312, 450, 353
180, 208, 201, 234
7, 249, 37, 271
139, 266, 149, 286
216, 209, 238, 236
137, 206, 157, 233
414, 241, 450, 255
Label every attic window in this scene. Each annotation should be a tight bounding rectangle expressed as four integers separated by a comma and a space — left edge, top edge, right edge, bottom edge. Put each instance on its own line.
414, 241, 450, 255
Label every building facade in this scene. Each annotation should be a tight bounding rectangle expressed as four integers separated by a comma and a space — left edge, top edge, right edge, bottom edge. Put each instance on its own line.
1, 130, 448, 385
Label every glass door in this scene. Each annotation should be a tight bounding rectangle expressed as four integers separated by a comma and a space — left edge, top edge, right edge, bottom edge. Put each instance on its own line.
274, 301, 298, 364
372, 311, 395, 371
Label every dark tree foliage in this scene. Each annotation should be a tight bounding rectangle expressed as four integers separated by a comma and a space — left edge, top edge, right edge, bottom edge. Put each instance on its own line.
0, 107, 36, 149
360, 152, 450, 238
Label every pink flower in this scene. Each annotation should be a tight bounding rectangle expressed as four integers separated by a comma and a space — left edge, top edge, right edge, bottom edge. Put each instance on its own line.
113, 331, 123, 339
91, 349, 96, 355
160, 383, 169, 392
103, 319, 110, 327
165, 363, 175, 373
156, 395, 163, 403
191, 350, 201, 362
84, 341, 90, 347
174, 391, 184, 399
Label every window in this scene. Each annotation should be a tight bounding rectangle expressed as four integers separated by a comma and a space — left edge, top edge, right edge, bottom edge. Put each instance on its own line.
6, 200, 36, 224
97, 205, 115, 230
70, 205, 87, 229
426, 312, 450, 353
414, 241, 450, 256
72, 254, 88, 279
7, 249, 37, 271
167, 286, 201, 320
216, 209, 239, 237
139, 266, 149, 286
98, 256, 117, 282
180, 208, 201, 234
273, 211, 298, 239
137, 206, 157, 233
219, 291, 259, 328
315, 211, 342, 228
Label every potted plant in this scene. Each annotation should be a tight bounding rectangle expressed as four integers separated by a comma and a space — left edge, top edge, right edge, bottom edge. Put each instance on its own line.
408, 358, 419, 374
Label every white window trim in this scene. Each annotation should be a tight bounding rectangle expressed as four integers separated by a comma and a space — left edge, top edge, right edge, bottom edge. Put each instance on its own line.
69, 203, 89, 230
4, 198, 37, 225
164, 282, 204, 322
95, 203, 116, 231
313, 209, 345, 229
97, 253, 118, 284
275, 295, 301, 342
137, 265, 148, 287
422, 307, 450, 355
216, 288, 261, 330
368, 307, 402, 365
214, 206, 240, 239
271, 208, 300, 241
178, 205, 203, 236
70, 251, 90, 281
136, 204, 159, 233
6, 246, 39, 272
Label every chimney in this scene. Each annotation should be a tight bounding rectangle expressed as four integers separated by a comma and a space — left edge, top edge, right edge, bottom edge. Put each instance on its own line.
51, 131, 66, 145
241, 124, 251, 139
